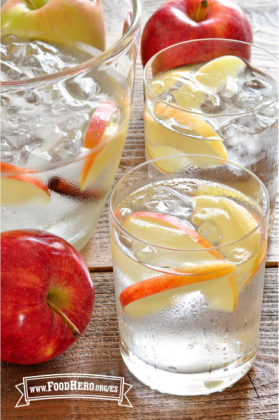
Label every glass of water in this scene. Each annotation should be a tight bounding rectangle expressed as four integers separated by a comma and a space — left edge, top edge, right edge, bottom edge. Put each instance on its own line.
144, 39, 278, 232
1, 0, 141, 251
109, 154, 269, 395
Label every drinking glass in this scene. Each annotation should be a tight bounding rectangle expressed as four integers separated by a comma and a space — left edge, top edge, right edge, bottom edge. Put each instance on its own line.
1, 0, 141, 251
109, 154, 269, 395
144, 39, 278, 231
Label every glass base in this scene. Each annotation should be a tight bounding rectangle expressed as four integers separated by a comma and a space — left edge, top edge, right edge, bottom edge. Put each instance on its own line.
120, 340, 257, 396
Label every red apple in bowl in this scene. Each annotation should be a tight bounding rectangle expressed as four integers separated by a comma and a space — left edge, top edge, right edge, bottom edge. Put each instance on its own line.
1, 229, 95, 365
141, 0, 253, 73
1, 0, 105, 51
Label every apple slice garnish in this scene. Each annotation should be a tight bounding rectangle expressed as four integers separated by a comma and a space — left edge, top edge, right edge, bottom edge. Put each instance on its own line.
121, 273, 238, 318
194, 55, 246, 94
1, 175, 50, 206
80, 101, 115, 191
118, 211, 238, 316
124, 211, 225, 261
1, 161, 32, 175
120, 264, 236, 314
145, 102, 228, 173
1, 162, 50, 206
190, 195, 264, 291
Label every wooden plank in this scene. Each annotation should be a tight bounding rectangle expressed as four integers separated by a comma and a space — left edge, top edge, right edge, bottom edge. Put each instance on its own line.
1, 268, 277, 420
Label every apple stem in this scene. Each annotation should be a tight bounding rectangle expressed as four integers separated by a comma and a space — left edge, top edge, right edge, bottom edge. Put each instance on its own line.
26, 0, 37, 10
195, 0, 209, 22
47, 300, 81, 338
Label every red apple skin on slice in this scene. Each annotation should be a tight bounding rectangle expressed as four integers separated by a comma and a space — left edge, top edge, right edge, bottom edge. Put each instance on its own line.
1, 162, 51, 205
119, 264, 236, 309
1, 162, 31, 176
1, 174, 51, 206
80, 101, 115, 191
119, 211, 238, 310
129, 211, 225, 261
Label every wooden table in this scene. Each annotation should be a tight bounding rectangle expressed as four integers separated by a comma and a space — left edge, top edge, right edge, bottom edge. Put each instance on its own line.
2, 1, 278, 418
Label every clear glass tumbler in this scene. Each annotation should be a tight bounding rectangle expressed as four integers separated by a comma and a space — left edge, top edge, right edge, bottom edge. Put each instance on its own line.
1, 0, 141, 251
144, 39, 278, 231
110, 154, 269, 395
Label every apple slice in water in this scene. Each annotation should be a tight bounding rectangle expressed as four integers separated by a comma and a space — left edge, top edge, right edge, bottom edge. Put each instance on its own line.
122, 272, 238, 318
1, 162, 50, 206
145, 103, 227, 173
118, 211, 238, 316
2, 175, 50, 206
1, 162, 31, 175
80, 101, 115, 191
190, 195, 264, 291
194, 55, 246, 94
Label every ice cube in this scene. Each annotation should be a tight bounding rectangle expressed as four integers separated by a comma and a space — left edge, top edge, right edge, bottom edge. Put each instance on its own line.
234, 90, 264, 110
143, 186, 195, 221
18, 54, 45, 78
197, 221, 222, 247
221, 76, 240, 99
65, 74, 99, 101
1, 60, 23, 80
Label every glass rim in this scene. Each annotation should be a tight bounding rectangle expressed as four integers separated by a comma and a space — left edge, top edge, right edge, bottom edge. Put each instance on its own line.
109, 153, 269, 255
0, 0, 141, 88
143, 38, 278, 118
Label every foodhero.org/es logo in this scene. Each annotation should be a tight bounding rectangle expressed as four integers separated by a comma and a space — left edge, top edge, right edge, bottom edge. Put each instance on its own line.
15, 374, 133, 408
34, 379, 119, 393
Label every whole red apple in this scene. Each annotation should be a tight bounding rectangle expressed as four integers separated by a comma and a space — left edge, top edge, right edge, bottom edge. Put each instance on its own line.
1, 230, 95, 365
141, 0, 253, 72
1, 0, 105, 51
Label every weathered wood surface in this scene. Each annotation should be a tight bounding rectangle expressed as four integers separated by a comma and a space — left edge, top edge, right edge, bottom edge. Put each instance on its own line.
1, 268, 278, 420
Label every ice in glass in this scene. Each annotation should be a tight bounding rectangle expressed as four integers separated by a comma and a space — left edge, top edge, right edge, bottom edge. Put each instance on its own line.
1, 0, 141, 251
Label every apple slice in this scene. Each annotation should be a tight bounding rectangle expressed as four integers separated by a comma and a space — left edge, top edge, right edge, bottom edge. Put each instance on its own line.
190, 195, 264, 291
151, 71, 207, 110
1, 161, 31, 175
118, 211, 238, 316
124, 211, 225, 262
80, 101, 115, 191
120, 263, 236, 312
1, 175, 50, 206
145, 103, 227, 172
194, 55, 246, 94
122, 273, 238, 317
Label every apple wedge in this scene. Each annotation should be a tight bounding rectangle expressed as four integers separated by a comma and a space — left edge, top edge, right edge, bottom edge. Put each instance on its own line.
80, 101, 115, 191
145, 103, 228, 172
195, 56, 246, 94
190, 195, 265, 291
124, 211, 225, 261
120, 264, 236, 312
118, 211, 238, 316
1, 162, 50, 206
1, 161, 31, 175
1, 175, 50, 206
122, 273, 238, 317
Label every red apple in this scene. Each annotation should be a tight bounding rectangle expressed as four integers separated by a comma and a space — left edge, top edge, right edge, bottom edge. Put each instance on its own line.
1, 229, 94, 365
141, 0, 253, 73
1, 0, 105, 51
